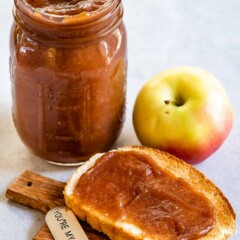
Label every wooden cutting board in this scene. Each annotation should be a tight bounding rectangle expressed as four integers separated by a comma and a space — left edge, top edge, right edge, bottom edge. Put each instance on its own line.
5, 170, 109, 240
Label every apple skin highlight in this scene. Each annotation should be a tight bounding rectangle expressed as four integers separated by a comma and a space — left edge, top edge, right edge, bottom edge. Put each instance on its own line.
133, 66, 233, 164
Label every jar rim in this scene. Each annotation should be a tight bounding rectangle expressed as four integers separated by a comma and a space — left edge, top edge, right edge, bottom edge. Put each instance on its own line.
14, 0, 120, 26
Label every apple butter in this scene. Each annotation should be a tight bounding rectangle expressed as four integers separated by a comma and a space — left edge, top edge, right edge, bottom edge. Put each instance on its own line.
74, 151, 216, 239
10, 0, 127, 164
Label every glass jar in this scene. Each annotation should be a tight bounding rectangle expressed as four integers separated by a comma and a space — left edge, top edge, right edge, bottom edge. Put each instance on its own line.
10, 0, 127, 165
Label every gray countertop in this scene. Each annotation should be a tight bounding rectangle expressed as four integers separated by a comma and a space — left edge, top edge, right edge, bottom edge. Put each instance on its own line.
0, 0, 239, 239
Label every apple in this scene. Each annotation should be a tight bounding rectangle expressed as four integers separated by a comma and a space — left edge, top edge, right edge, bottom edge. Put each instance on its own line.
133, 66, 233, 164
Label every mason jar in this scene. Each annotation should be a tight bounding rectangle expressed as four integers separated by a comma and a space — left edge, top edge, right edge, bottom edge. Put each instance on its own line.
10, 0, 127, 165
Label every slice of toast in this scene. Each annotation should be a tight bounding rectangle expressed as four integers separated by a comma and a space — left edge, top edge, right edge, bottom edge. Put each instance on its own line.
64, 146, 235, 240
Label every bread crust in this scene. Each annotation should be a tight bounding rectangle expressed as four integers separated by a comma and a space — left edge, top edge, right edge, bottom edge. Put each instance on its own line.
64, 146, 236, 240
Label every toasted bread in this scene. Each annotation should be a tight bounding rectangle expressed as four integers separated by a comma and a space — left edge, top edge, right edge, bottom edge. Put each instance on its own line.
64, 146, 235, 240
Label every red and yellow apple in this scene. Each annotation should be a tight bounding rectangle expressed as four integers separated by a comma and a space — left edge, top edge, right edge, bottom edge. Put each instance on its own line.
133, 66, 233, 164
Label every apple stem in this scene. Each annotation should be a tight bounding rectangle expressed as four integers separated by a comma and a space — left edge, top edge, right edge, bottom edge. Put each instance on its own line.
164, 99, 184, 107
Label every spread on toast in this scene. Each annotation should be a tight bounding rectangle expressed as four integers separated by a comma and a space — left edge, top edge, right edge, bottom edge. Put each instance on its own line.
64, 147, 236, 240
73, 151, 215, 239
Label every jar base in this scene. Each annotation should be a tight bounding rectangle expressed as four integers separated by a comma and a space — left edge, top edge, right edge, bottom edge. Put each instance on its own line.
44, 159, 87, 167
28, 147, 94, 167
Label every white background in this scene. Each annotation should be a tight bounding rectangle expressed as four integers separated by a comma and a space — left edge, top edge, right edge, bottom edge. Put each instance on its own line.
0, 0, 239, 239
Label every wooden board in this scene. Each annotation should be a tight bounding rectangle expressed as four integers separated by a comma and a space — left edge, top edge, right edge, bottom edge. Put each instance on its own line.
6, 170, 109, 240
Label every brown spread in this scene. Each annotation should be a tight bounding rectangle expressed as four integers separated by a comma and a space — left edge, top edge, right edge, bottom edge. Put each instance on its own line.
74, 151, 216, 239
24, 0, 110, 15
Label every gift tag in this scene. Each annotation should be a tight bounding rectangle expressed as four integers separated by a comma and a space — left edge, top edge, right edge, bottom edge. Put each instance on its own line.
46, 206, 89, 240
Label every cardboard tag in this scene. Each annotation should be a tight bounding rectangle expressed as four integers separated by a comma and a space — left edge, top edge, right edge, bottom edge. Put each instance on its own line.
45, 206, 89, 240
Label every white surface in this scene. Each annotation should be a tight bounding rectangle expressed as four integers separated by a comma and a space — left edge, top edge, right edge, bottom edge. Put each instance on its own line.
0, 0, 239, 239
